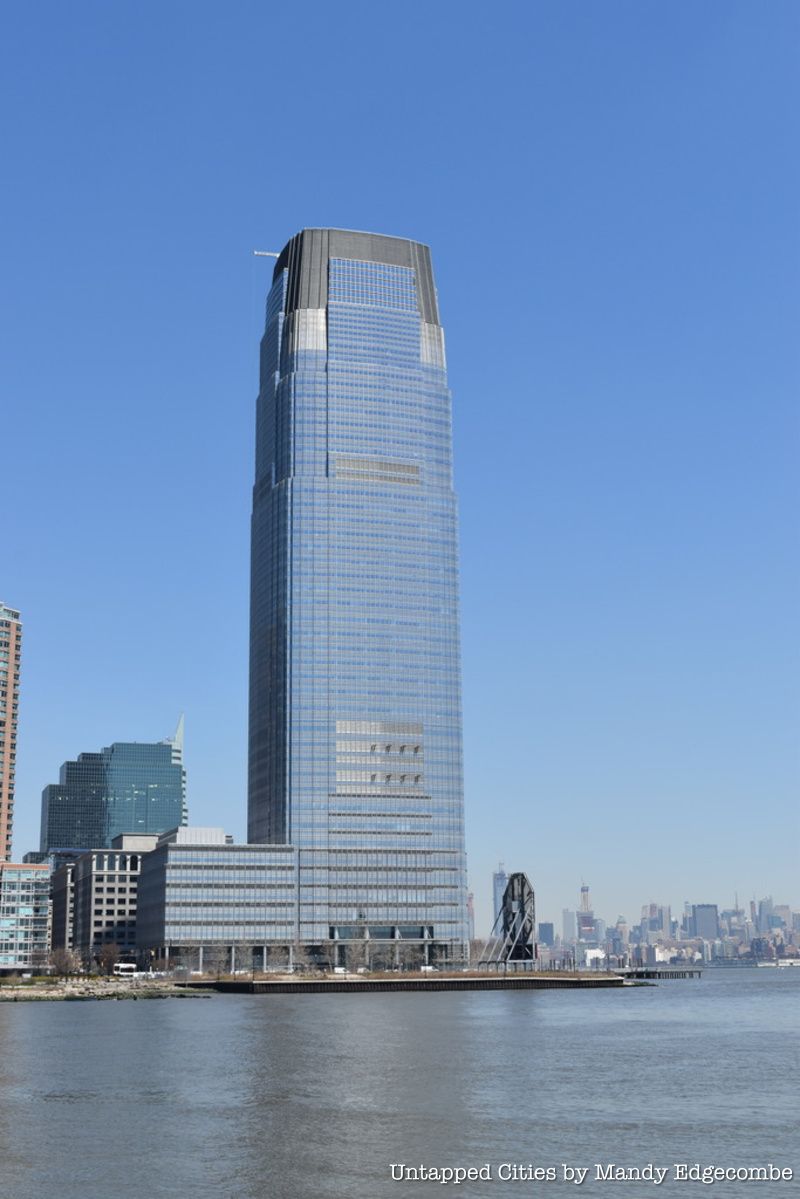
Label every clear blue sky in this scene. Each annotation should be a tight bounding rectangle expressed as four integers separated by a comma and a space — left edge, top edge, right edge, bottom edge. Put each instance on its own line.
2, 2, 797, 934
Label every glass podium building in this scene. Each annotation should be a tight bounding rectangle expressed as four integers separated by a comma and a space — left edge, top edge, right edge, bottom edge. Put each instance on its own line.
249, 229, 468, 961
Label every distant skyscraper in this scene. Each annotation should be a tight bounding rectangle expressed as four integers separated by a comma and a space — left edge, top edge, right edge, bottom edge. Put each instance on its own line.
492, 863, 508, 932
538, 922, 554, 947
562, 908, 577, 944
577, 883, 598, 946
40, 719, 187, 852
640, 901, 671, 944
692, 904, 719, 941
0, 603, 22, 862
248, 229, 468, 959
757, 896, 774, 934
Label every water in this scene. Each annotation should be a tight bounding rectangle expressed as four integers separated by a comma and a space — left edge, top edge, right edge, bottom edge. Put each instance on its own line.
0, 970, 797, 1198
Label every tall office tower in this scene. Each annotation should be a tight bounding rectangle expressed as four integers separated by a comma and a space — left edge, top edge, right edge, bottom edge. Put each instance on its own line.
40, 718, 187, 853
538, 922, 555, 947
692, 904, 719, 941
0, 604, 22, 862
577, 883, 598, 946
757, 896, 774, 933
492, 863, 508, 931
249, 229, 468, 960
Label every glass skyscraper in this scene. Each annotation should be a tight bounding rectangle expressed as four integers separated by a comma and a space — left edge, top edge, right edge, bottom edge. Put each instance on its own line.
40, 718, 187, 852
249, 229, 468, 960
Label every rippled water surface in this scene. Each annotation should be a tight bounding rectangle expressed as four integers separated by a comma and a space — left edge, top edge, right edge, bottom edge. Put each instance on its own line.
0, 969, 797, 1198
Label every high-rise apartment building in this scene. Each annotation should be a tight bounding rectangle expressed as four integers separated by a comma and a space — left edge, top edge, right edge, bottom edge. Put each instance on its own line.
0, 603, 22, 862
0, 862, 49, 971
249, 229, 468, 960
40, 718, 187, 853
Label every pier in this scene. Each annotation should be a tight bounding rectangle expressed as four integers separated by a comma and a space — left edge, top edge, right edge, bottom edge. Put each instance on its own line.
614, 966, 703, 980
177, 972, 624, 995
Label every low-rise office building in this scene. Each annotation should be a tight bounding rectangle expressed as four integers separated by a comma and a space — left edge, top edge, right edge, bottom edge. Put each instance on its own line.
136, 827, 296, 971
0, 862, 50, 972
61, 834, 158, 965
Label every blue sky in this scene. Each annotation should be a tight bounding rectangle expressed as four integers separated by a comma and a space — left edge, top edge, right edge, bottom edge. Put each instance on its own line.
2, 2, 797, 933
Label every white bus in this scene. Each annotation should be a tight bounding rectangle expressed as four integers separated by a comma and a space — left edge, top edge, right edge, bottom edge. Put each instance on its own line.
112, 962, 137, 978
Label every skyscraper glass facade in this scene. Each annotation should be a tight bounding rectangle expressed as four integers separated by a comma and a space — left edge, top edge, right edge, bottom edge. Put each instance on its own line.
40, 724, 187, 853
249, 229, 468, 957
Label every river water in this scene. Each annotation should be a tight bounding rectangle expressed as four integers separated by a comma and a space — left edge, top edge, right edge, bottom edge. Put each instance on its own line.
0, 969, 797, 1198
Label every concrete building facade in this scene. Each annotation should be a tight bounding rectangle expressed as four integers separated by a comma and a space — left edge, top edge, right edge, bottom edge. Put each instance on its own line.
57, 834, 159, 965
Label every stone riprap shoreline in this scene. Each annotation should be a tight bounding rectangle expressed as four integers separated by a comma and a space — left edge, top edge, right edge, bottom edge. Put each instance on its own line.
0, 978, 212, 1002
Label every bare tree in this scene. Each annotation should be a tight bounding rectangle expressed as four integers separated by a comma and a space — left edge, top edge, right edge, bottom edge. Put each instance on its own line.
469, 939, 489, 967
291, 940, 314, 975
234, 944, 255, 976
397, 941, 426, 972
96, 942, 120, 976
264, 943, 291, 973
202, 946, 229, 979
345, 938, 370, 972
324, 939, 339, 971
370, 944, 396, 973
49, 948, 81, 978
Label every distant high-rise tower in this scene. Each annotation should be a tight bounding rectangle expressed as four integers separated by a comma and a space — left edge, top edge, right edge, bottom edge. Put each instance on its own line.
248, 229, 468, 958
492, 863, 508, 932
0, 603, 22, 861
40, 718, 187, 852
577, 883, 598, 946
692, 904, 719, 941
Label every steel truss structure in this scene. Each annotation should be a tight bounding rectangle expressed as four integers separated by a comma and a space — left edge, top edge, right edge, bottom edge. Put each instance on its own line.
479, 871, 537, 965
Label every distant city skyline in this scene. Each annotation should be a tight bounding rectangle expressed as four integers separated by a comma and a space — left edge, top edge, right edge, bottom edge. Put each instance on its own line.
4, 5, 797, 934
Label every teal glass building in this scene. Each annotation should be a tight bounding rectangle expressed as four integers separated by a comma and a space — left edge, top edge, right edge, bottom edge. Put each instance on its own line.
249, 230, 468, 961
40, 720, 187, 853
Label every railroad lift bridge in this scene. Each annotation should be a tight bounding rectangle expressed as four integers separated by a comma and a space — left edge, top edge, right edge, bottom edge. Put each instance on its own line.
478, 872, 537, 968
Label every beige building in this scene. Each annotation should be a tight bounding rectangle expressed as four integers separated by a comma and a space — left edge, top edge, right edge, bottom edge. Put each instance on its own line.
0, 603, 22, 862
53, 833, 159, 965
